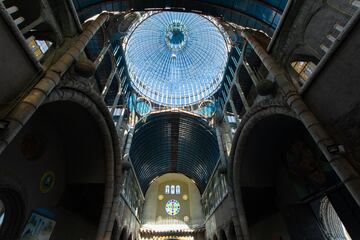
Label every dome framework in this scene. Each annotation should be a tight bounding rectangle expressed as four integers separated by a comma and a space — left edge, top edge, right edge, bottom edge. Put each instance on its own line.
124, 11, 229, 107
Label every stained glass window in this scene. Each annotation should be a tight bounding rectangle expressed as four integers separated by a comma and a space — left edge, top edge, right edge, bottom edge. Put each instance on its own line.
176, 185, 181, 194
124, 11, 229, 107
165, 185, 170, 194
165, 199, 181, 216
170, 185, 175, 194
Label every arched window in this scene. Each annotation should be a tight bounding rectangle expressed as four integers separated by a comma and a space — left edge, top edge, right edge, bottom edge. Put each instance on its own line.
176, 185, 181, 194
28, 39, 52, 60
170, 185, 175, 194
291, 61, 317, 85
165, 185, 170, 194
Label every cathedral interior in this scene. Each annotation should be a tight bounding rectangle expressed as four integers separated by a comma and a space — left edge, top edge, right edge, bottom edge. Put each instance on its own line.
0, 0, 360, 239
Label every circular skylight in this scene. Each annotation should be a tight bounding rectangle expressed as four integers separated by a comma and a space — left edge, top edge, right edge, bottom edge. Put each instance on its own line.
125, 12, 229, 107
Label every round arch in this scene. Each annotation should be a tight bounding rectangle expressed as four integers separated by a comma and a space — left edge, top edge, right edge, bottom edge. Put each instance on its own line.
43, 78, 122, 239
0, 78, 122, 239
130, 111, 219, 193
230, 101, 337, 239
287, 48, 320, 87
142, 173, 204, 229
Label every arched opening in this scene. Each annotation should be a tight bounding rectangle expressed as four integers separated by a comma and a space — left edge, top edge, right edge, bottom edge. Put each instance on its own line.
142, 173, 204, 232
128, 233, 133, 240
213, 234, 218, 240
27, 38, 53, 60
219, 229, 227, 240
0, 99, 114, 239
290, 60, 317, 85
40, 101, 107, 238
233, 112, 342, 239
287, 49, 320, 88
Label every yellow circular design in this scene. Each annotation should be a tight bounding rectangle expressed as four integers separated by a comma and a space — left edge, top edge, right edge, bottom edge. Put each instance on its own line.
158, 194, 164, 200
182, 194, 188, 200
40, 171, 55, 193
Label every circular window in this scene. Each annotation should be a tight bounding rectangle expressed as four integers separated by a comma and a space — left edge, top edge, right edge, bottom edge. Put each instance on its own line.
165, 199, 181, 216
136, 97, 151, 116
199, 100, 216, 118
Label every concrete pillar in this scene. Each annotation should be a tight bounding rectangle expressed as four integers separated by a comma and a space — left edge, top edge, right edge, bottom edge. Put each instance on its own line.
241, 30, 360, 206
215, 125, 228, 166
0, 12, 110, 156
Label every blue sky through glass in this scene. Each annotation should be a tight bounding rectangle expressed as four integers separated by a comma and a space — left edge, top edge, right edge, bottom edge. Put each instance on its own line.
125, 11, 229, 107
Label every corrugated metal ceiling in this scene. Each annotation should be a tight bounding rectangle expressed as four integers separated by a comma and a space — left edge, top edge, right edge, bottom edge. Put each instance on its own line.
130, 111, 220, 193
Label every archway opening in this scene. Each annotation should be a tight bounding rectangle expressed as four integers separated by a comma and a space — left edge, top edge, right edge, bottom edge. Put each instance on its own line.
290, 60, 317, 86
0, 100, 111, 239
141, 173, 203, 239
234, 113, 342, 239
38, 102, 107, 237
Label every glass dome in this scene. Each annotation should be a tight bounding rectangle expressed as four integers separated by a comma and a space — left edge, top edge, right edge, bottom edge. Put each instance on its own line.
124, 11, 229, 107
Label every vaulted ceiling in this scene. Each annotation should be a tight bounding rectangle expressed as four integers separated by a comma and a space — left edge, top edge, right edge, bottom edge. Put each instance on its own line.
129, 112, 219, 193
